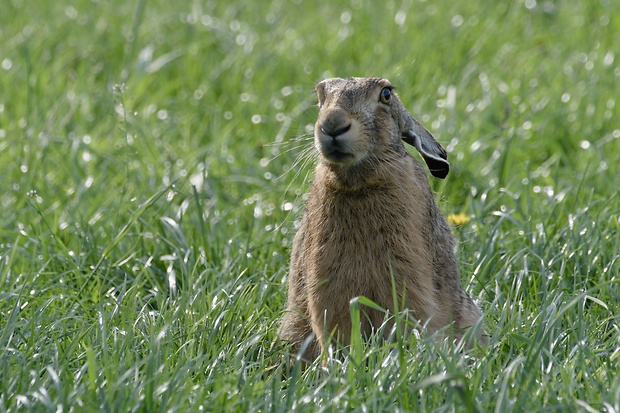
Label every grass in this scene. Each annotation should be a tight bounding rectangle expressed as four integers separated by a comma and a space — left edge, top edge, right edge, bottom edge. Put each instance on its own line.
1, 0, 619, 411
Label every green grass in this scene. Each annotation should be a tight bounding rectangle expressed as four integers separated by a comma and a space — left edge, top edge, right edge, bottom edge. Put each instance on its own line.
1, 0, 619, 411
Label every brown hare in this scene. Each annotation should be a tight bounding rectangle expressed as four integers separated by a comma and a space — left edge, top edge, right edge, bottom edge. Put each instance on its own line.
279, 77, 485, 361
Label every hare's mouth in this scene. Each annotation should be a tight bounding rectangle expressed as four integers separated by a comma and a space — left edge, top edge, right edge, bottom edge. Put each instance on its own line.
324, 150, 354, 163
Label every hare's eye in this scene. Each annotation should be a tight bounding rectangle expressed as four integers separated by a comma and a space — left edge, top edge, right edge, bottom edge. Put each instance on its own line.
379, 87, 391, 104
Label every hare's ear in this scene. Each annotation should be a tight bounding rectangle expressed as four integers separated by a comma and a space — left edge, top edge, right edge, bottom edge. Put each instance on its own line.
400, 111, 450, 179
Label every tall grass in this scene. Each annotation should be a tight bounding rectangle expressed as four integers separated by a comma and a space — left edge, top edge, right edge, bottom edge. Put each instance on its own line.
1, 0, 619, 411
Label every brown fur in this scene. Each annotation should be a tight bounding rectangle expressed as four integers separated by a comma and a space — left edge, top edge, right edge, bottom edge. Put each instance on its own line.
279, 77, 485, 361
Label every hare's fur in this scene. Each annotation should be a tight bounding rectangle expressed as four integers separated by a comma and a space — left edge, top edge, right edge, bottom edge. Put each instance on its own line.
279, 77, 485, 361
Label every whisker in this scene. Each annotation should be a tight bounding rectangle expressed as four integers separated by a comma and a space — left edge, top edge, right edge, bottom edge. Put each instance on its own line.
267, 142, 312, 163
281, 147, 316, 185
265, 133, 313, 149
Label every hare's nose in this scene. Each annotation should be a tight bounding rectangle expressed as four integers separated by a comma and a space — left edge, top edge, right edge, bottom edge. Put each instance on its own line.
319, 122, 351, 139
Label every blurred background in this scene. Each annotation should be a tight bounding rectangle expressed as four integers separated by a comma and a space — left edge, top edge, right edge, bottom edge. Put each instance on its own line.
0, 0, 618, 410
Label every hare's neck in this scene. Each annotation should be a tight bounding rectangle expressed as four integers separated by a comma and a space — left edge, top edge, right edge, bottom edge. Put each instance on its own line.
317, 158, 405, 192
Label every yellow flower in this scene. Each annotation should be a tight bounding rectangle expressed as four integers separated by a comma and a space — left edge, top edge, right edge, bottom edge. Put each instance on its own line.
447, 212, 471, 226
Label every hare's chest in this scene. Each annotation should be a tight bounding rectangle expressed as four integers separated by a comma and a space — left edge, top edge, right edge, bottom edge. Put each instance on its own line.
306, 193, 428, 283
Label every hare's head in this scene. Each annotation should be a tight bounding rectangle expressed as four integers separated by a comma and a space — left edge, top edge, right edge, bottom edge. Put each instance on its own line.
314, 77, 449, 178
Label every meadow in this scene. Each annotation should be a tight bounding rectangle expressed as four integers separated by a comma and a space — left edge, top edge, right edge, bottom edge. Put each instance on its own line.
1, 0, 619, 411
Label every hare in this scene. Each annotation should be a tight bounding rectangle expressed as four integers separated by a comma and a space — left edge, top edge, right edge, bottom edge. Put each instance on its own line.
279, 77, 485, 361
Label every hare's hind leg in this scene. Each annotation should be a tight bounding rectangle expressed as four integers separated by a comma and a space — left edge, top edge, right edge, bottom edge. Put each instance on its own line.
279, 309, 320, 362
452, 290, 487, 346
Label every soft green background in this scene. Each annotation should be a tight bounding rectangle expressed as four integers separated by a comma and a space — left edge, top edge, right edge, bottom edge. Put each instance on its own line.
1, 0, 618, 411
